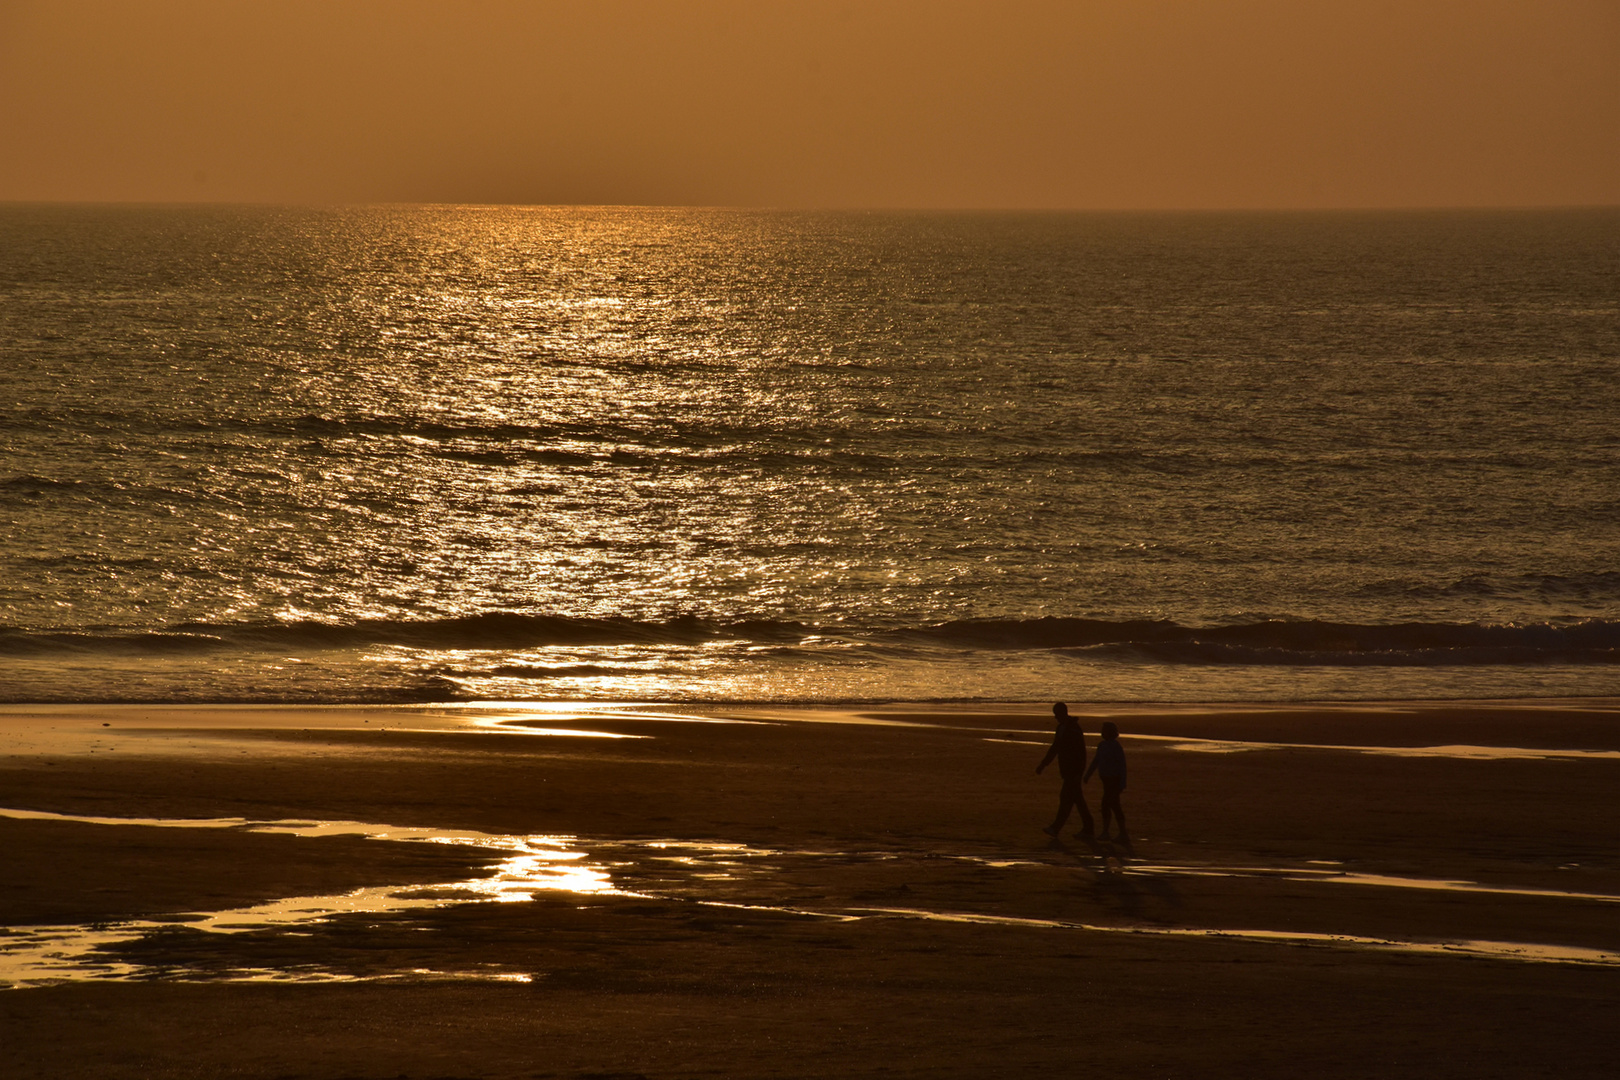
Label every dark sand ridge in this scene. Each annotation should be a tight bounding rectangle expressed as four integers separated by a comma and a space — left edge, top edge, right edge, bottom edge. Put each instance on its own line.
2, 701, 1617, 1078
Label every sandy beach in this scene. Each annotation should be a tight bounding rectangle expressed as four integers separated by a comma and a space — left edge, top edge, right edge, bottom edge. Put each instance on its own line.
2, 699, 1617, 1078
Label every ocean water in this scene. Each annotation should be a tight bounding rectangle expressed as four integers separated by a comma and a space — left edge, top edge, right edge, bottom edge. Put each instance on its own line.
1, 204, 1617, 704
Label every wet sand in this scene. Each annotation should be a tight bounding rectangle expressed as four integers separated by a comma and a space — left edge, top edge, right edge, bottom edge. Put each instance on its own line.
2, 700, 1618, 1078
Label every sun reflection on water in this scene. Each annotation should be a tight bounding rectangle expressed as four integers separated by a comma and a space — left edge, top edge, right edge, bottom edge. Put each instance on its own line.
0, 809, 630, 987
5, 805, 1618, 988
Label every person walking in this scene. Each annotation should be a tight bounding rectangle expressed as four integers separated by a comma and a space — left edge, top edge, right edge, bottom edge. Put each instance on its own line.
1084, 720, 1128, 843
1036, 702, 1094, 838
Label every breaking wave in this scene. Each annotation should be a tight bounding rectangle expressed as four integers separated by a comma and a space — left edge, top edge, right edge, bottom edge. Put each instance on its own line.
2, 615, 1617, 668
916, 617, 1620, 665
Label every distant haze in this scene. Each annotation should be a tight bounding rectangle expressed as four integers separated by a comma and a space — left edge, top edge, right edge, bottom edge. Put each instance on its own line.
1, 0, 1616, 209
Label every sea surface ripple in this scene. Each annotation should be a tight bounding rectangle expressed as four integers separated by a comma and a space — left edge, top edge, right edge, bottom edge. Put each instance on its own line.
2, 206, 1617, 702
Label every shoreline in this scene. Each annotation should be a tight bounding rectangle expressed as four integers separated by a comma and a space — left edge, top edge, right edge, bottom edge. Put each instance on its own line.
7, 695, 1620, 749
6, 693, 1613, 709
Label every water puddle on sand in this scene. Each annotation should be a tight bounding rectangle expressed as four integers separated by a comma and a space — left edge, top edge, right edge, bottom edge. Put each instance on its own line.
851, 908, 1620, 966
985, 733, 1620, 761
444, 702, 767, 736
0, 808, 632, 988
1118, 862, 1620, 905
1134, 732, 1620, 761
4, 807, 1618, 986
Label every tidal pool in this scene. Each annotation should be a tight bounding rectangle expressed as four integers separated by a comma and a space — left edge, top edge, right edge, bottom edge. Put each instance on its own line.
3, 806, 1616, 987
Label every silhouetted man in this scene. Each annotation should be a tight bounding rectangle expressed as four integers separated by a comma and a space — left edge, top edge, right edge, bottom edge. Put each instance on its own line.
1035, 702, 1094, 837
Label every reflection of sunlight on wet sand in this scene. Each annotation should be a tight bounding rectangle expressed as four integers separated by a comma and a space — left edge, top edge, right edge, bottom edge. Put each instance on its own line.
6, 807, 1619, 988
1139, 732, 1620, 761
0, 808, 629, 988
431, 701, 765, 735
596, 840, 1620, 966
1118, 862, 1620, 905
850, 907, 1620, 966
461, 724, 646, 739
983, 733, 1620, 762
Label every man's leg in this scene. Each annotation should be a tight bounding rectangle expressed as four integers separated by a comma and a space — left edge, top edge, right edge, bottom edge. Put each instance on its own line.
1073, 778, 1095, 834
1056, 777, 1095, 835
1044, 791, 1070, 835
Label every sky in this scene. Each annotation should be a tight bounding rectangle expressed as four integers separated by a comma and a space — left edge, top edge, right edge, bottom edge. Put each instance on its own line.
1, 0, 1616, 209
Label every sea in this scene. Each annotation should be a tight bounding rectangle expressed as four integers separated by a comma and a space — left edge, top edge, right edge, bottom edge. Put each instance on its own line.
2, 204, 1617, 705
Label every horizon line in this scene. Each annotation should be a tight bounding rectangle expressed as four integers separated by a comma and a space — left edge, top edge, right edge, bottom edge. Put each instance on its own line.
4, 199, 1618, 214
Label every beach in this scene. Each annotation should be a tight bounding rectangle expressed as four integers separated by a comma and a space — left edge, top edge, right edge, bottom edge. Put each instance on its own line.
3, 699, 1616, 1078
4, 24, 1618, 1077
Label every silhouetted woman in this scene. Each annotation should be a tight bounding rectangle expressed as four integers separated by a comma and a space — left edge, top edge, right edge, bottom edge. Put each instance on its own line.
1084, 720, 1128, 843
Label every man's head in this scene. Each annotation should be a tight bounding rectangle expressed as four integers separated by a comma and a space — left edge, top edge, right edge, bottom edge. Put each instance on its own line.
1101, 721, 1119, 740
1053, 702, 1069, 719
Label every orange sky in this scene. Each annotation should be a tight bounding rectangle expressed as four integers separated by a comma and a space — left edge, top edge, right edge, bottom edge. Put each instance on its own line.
1, 0, 1615, 209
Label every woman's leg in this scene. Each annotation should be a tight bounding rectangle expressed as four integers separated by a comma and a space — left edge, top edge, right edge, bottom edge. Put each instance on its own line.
1102, 778, 1128, 841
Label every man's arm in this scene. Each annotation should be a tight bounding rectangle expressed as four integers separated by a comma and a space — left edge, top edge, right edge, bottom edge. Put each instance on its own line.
1035, 733, 1060, 774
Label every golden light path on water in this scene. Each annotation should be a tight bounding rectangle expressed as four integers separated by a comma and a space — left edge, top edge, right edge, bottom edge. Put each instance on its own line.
2, 806, 1617, 988
7, 208, 1620, 707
